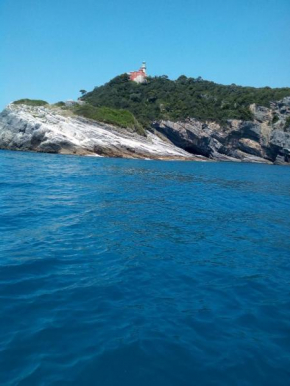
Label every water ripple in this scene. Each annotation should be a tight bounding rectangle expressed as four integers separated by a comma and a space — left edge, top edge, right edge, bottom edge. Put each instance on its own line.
0, 150, 290, 385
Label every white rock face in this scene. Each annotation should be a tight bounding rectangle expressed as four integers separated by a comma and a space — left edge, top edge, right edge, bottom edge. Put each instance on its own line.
0, 104, 200, 160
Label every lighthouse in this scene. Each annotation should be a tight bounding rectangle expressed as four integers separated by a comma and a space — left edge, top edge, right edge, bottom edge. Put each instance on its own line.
141, 61, 147, 74
129, 62, 147, 84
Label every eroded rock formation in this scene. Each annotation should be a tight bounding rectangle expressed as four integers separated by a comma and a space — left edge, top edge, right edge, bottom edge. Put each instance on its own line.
0, 104, 201, 161
0, 97, 290, 164
153, 97, 290, 164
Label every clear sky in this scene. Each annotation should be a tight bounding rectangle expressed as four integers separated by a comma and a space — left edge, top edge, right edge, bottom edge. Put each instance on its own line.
1, 0, 290, 109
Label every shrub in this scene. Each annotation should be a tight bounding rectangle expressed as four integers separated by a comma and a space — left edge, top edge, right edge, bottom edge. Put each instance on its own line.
72, 104, 145, 136
54, 101, 65, 107
13, 99, 48, 106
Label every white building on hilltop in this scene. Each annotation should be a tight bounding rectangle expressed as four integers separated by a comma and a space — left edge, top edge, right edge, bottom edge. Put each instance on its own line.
129, 62, 147, 84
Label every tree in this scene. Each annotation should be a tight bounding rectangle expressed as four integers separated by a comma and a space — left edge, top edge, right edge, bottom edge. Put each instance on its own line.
177, 75, 188, 84
81, 74, 290, 127
79, 90, 87, 96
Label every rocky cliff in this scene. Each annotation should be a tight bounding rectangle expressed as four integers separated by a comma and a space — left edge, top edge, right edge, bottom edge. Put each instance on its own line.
0, 104, 200, 160
153, 97, 290, 165
0, 98, 290, 164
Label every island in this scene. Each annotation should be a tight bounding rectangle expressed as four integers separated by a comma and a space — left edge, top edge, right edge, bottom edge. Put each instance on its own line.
1, 67, 290, 164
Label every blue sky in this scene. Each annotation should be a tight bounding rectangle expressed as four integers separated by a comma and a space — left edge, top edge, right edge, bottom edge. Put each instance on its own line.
1, 0, 290, 109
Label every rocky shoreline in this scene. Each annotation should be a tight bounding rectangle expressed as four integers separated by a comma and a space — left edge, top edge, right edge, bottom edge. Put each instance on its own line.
0, 98, 290, 164
0, 104, 204, 161
153, 98, 290, 165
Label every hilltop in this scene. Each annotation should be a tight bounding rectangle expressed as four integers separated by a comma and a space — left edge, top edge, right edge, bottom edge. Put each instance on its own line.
82, 74, 290, 128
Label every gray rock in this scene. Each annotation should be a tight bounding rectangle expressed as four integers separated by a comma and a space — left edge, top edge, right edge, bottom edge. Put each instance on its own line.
238, 138, 263, 157
250, 104, 272, 123
0, 104, 198, 161
270, 130, 290, 149
1, 97, 290, 165
153, 96, 290, 165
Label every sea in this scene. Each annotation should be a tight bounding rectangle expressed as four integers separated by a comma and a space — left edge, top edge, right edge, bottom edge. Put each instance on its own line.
0, 149, 290, 386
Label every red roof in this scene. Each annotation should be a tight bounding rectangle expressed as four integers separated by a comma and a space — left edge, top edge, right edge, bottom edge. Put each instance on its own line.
130, 70, 145, 80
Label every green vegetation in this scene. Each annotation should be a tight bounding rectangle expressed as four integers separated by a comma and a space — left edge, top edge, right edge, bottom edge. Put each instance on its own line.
72, 104, 145, 135
53, 101, 65, 107
82, 74, 290, 128
12, 76, 290, 134
13, 98, 48, 106
272, 114, 279, 124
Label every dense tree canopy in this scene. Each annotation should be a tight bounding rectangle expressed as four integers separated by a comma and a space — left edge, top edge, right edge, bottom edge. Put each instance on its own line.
82, 74, 290, 128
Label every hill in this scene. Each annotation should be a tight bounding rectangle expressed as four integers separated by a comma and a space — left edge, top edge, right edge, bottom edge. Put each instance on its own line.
82, 74, 290, 128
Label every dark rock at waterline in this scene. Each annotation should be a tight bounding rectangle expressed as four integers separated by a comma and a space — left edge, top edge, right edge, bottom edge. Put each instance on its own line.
152, 99, 290, 165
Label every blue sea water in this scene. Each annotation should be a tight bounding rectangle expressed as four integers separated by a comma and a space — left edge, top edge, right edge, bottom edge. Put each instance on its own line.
0, 150, 290, 386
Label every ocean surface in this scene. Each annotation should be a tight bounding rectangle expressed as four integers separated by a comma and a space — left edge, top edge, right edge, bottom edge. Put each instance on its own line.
0, 150, 290, 386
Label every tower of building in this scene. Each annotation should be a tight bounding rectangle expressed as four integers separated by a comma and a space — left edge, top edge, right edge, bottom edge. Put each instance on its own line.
129, 62, 147, 84
141, 62, 147, 74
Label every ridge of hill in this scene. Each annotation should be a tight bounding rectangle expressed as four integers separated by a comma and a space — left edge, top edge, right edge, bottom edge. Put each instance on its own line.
82, 74, 290, 128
